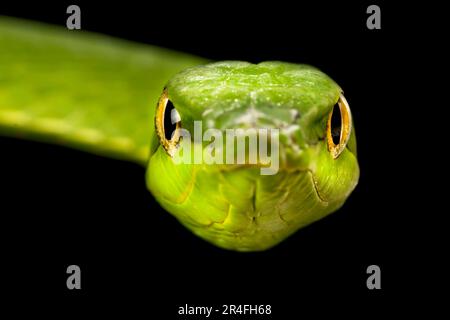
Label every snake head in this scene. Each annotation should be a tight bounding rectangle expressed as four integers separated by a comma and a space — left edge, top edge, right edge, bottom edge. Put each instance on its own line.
147, 61, 359, 251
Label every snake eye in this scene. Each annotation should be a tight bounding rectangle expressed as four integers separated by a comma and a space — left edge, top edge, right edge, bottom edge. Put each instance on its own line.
326, 94, 352, 159
155, 88, 181, 156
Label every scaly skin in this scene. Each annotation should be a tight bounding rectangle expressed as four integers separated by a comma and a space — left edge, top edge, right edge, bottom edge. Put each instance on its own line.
0, 17, 359, 251
0, 16, 207, 163
147, 62, 359, 251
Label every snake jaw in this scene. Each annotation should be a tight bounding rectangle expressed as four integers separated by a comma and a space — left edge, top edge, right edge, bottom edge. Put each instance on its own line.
308, 170, 329, 205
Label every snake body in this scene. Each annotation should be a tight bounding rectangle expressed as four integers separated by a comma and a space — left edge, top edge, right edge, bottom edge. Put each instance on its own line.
0, 17, 359, 251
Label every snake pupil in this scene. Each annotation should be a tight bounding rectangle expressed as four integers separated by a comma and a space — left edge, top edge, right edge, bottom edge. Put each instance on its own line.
164, 100, 177, 141
331, 102, 341, 145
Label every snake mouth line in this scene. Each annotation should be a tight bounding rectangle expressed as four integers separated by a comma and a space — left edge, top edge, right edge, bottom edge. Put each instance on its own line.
172, 164, 328, 209
308, 170, 329, 204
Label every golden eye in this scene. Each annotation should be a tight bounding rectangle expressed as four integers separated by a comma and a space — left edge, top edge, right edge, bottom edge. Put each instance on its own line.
326, 93, 352, 159
155, 88, 181, 157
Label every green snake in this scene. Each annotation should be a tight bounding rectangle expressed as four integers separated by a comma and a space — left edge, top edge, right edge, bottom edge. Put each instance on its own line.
0, 17, 359, 251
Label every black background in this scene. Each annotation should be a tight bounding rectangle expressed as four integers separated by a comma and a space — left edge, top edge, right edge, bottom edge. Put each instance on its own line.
1, 1, 422, 317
